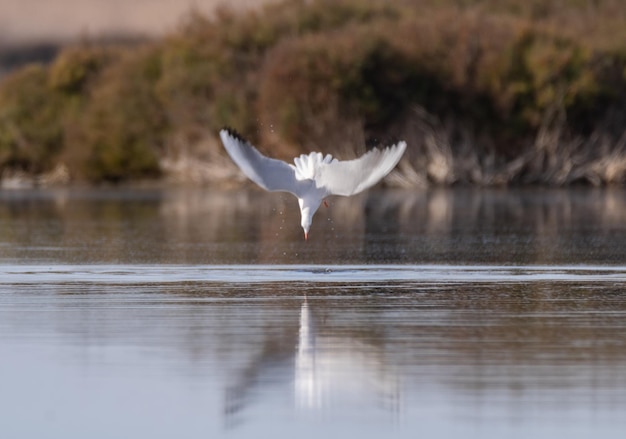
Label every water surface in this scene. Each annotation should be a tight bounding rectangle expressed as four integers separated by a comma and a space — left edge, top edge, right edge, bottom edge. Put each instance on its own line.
1, 188, 625, 438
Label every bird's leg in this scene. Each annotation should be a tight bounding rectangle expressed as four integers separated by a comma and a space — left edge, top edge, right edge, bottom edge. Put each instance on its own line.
323, 200, 329, 208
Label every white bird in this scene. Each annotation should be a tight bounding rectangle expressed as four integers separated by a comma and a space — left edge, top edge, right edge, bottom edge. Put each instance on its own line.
219, 128, 407, 240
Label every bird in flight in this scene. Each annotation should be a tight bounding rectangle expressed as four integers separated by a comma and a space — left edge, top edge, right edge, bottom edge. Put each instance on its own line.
219, 128, 407, 240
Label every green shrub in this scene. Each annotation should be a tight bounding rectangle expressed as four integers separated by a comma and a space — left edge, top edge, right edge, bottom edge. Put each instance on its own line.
48, 46, 118, 95
71, 47, 166, 182
0, 64, 63, 173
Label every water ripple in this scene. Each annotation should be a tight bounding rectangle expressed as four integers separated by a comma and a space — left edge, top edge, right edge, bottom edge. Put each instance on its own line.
2, 264, 625, 285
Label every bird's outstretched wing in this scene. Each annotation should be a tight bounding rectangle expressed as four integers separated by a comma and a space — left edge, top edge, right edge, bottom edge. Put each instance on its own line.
220, 128, 300, 194
316, 141, 407, 196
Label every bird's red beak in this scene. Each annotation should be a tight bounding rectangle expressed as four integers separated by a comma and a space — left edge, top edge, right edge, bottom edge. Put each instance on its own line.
304, 232, 309, 241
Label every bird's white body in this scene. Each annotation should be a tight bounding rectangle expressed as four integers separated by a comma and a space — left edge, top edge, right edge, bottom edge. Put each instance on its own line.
219, 128, 406, 239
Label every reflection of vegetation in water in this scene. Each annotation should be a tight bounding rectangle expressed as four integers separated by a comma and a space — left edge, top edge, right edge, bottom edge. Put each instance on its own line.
0, 188, 624, 265
1, 0, 625, 185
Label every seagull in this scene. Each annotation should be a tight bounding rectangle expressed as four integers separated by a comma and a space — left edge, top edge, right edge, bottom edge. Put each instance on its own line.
219, 128, 407, 240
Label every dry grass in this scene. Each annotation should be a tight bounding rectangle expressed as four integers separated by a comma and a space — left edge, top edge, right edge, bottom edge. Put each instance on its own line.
388, 105, 626, 187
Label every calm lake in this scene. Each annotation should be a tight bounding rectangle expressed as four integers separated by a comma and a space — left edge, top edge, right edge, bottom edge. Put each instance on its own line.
1, 187, 626, 438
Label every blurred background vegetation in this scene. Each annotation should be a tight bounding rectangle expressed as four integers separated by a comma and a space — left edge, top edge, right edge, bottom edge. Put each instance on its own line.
0, 0, 625, 186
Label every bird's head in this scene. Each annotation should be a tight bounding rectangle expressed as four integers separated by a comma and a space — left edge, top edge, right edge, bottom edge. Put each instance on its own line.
300, 208, 312, 241
298, 198, 321, 241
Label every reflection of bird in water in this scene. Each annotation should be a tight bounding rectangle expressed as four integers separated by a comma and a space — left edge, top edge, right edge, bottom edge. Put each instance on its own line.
220, 128, 406, 240
223, 298, 400, 428
295, 298, 400, 412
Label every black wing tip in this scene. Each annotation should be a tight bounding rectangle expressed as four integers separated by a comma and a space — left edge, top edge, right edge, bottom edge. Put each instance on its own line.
221, 126, 248, 143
